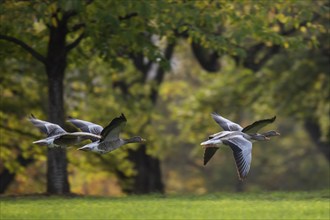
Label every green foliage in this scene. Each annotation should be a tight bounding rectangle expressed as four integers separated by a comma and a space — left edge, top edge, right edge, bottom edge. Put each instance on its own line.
0, 57, 47, 176
157, 46, 329, 192
265, 48, 330, 140
1, 0, 328, 194
1, 190, 329, 219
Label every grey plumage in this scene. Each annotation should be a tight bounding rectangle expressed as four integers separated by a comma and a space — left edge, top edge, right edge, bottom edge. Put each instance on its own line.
201, 113, 280, 180
76, 113, 146, 154
67, 116, 103, 135
29, 114, 101, 148
67, 117, 103, 141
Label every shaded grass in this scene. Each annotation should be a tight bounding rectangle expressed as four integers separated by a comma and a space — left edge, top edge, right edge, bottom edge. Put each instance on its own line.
1, 190, 329, 219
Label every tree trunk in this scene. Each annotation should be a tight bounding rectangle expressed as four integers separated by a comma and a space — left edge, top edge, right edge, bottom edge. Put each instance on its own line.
191, 42, 220, 72
0, 154, 34, 194
45, 74, 70, 194
44, 18, 70, 194
0, 7, 85, 194
126, 144, 164, 194
118, 44, 175, 194
304, 119, 330, 162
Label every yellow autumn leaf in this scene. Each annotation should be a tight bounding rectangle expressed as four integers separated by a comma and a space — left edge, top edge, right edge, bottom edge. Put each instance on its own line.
300, 26, 307, 33
277, 13, 288, 23
272, 25, 280, 32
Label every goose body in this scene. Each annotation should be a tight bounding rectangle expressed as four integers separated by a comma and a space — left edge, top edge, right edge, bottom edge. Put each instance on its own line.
74, 113, 146, 154
201, 113, 280, 180
29, 114, 101, 148
201, 131, 269, 147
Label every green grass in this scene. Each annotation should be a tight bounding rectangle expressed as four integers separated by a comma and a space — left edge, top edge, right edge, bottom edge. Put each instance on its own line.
0, 190, 329, 220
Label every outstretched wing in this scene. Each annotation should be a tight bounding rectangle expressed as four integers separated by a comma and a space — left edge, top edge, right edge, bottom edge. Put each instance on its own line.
203, 146, 219, 166
223, 136, 253, 180
211, 113, 243, 131
260, 130, 280, 138
67, 117, 103, 135
54, 132, 101, 145
101, 113, 127, 142
29, 114, 66, 137
242, 116, 276, 133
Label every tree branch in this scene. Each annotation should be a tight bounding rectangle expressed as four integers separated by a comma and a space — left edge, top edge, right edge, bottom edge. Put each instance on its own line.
119, 12, 138, 21
304, 119, 330, 162
62, 10, 78, 21
191, 42, 220, 72
130, 52, 153, 74
155, 42, 176, 85
70, 23, 86, 32
0, 35, 46, 64
243, 44, 281, 72
66, 32, 85, 52
149, 42, 176, 104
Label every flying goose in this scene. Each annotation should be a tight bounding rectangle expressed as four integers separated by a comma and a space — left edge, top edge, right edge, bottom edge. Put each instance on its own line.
201, 113, 280, 180
76, 113, 146, 154
29, 114, 101, 148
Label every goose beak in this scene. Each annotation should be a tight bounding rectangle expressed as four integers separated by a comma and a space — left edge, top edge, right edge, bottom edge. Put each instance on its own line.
275, 132, 281, 136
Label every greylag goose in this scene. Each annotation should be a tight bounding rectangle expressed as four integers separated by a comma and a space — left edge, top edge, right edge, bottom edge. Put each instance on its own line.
76, 113, 146, 154
29, 114, 101, 148
201, 113, 280, 180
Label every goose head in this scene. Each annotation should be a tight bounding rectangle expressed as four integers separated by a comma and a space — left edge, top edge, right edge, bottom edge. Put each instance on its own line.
249, 133, 270, 141
124, 136, 146, 144
262, 130, 281, 137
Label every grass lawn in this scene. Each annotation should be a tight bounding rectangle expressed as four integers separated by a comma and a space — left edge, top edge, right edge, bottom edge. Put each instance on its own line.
0, 190, 329, 220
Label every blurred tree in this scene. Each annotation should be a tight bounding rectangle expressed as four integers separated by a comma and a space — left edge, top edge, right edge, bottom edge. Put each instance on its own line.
89, 0, 327, 193
0, 0, 327, 195
179, 1, 329, 162
1, 0, 89, 194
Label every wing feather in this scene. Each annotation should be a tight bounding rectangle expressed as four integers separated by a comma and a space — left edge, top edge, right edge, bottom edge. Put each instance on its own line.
211, 113, 243, 131
53, 132, 101, 145
29, 114, 66, 137
223, 136, 252, 180
242, 116, 276, 133
203, 146, 219, 166
101, 113, 127, 142
67, 117, 103, 135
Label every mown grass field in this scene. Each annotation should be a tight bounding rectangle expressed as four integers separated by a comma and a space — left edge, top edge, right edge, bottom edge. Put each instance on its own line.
0, 190, 329, 220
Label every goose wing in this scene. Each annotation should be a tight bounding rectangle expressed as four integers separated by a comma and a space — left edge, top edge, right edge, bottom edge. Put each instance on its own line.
242, 116, 276, 133
208, 130, 233, 140
53, 132, 101, 145
203, 146, 219, 166
260, 130, 280, 138
100, 113, 127, 142
29, 114, 66, 137
211, 113, 243, 131
67, 117, 103, 135
223, 136, 252, 180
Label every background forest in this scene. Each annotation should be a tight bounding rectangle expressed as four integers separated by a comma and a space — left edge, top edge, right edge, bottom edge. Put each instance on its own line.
0, 0, 329, 196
